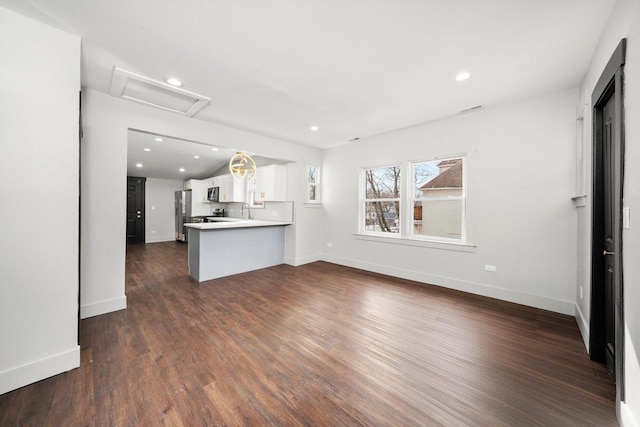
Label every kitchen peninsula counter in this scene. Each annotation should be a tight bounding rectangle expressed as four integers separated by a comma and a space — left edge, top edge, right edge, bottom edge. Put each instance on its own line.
185, 219, 292, 282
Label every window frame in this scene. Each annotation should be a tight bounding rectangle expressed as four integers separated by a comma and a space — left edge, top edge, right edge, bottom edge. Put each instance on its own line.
357, 153, 473, 249
408, 155, 467, 243
306, 164, 322, 204
359, 164, 402, 237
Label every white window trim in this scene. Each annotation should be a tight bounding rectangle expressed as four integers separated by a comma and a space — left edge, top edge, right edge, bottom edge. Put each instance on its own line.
408, 155, 467, 243
357, 152, 474, 249
353, 233, 477, 252
359, 164, 402, 237
305, 164, 322, 205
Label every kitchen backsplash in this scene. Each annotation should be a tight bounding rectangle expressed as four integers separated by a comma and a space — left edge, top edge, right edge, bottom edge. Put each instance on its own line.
225, 201, 294, 222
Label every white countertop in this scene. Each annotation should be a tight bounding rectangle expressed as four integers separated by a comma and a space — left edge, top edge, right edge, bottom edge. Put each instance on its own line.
184, 219, 292, 230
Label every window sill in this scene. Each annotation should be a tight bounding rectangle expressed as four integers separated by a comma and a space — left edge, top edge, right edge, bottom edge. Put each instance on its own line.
354, 233, 476, 252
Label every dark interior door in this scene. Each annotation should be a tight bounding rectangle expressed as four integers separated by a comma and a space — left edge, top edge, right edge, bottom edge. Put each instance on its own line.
590, 38, 625, 406
602, 95, 615, 378
127, 176, 145, 243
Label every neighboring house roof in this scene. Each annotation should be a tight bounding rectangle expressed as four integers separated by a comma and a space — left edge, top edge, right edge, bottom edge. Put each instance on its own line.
420, 160, 463, 189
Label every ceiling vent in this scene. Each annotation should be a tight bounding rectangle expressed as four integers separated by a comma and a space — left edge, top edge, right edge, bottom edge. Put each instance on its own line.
109, 67, 210, 117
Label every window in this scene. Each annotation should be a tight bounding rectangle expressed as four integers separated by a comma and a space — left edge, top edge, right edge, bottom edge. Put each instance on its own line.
246, 176, 263, 207
307, 165, 321, 203
359, 155, 468, 245
411, 157, 465, 241
361, 165, 401, 235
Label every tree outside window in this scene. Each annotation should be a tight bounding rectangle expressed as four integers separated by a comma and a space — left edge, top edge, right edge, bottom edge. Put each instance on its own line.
359, 156, 467, 243
362, 166, 401, 234
307, 165, 320, 203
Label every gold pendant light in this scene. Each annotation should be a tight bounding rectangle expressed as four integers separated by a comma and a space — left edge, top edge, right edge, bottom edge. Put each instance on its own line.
229, 152, 257, 181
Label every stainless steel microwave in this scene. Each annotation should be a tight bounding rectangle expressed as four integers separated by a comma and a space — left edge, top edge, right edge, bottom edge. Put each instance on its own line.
207, 187, 219, 202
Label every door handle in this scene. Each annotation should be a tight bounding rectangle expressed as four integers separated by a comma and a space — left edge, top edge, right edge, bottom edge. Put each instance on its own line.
603, 250, 615, 256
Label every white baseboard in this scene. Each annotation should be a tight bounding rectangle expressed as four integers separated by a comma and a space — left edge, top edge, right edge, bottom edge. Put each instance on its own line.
81, 295, 127, 319
321, 254, 575, 315
574, 303, 590, 352
622, 402, 640, 427
145, 236, 175, 243
284, 254, 322, 267
0, 346, 80, 395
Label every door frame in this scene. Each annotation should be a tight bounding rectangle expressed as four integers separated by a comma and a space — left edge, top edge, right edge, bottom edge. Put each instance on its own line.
590, 38, 626, 406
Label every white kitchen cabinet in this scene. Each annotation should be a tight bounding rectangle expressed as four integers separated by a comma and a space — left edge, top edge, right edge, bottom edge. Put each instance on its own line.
217, 175, 230, 202
216, 173, 246, 203
229, 175, 246, 203
202, 176, 218, 189
187, 174, 248, 205
254, 165, 287, 202
184, 179, 204, 201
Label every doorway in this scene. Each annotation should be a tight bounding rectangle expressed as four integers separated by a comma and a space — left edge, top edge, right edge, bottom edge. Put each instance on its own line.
590, 39, 625, 405
127, 176, 146, 243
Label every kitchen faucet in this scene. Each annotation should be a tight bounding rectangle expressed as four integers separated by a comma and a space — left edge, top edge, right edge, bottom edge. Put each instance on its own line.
241, 203, 253, 220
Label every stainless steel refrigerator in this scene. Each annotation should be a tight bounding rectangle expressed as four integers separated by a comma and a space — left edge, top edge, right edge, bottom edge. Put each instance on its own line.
175, 190, 192, 242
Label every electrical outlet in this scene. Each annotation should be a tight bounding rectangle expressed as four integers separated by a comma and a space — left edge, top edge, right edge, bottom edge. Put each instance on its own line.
151, 230, 156, 234
580, 286, 583, 299
326, 242, 333, 248
485, 265, 497, 272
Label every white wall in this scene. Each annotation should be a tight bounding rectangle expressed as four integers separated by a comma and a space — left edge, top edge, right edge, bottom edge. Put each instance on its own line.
322, 88, 578, 315
0, 7, 80, 394
287, 161, 326, 266
80, 88, 324, 319
145, 178, 183, 243
577, 1, 640, 425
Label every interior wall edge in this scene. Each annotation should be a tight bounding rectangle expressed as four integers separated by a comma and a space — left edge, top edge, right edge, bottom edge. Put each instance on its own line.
0, 346, 79, 396
145, 237, 178, 244
321, 255, 575, 316
80, 295, 127, 319
284, 254, 323, 267
575, 301, 590, 352
621, 400, 640, 427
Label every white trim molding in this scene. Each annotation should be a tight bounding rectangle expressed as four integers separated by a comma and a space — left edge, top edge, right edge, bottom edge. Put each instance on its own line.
0, 346, 80, 395
622, 401, 640, 427
575, 303, 590, 352
81, 295, 127, 319
285, 254, 322, 267
322, 255, 575, 315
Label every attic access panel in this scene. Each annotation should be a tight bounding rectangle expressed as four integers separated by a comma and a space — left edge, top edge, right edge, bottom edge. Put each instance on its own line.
109, 67, 210, 117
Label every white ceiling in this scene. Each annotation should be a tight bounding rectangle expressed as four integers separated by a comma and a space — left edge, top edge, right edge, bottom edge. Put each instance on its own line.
127, 129, 287, 180
1, 0, 616, 149
126, 130, 234, 180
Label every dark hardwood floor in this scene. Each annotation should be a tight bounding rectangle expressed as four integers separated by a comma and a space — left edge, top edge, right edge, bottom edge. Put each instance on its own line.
0, 242, 616, 426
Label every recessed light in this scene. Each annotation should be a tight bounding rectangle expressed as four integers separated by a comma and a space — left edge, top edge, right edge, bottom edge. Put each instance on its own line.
143, 148, 151, 152
136, 163, 143, 168
455, 71, 471, 82
194, 155, 200, 159
179, 168, 185, 172
165, 77, 183, 87
154, 137, 163, 142
310, 126, 319, 132
211, 147, 219, 151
